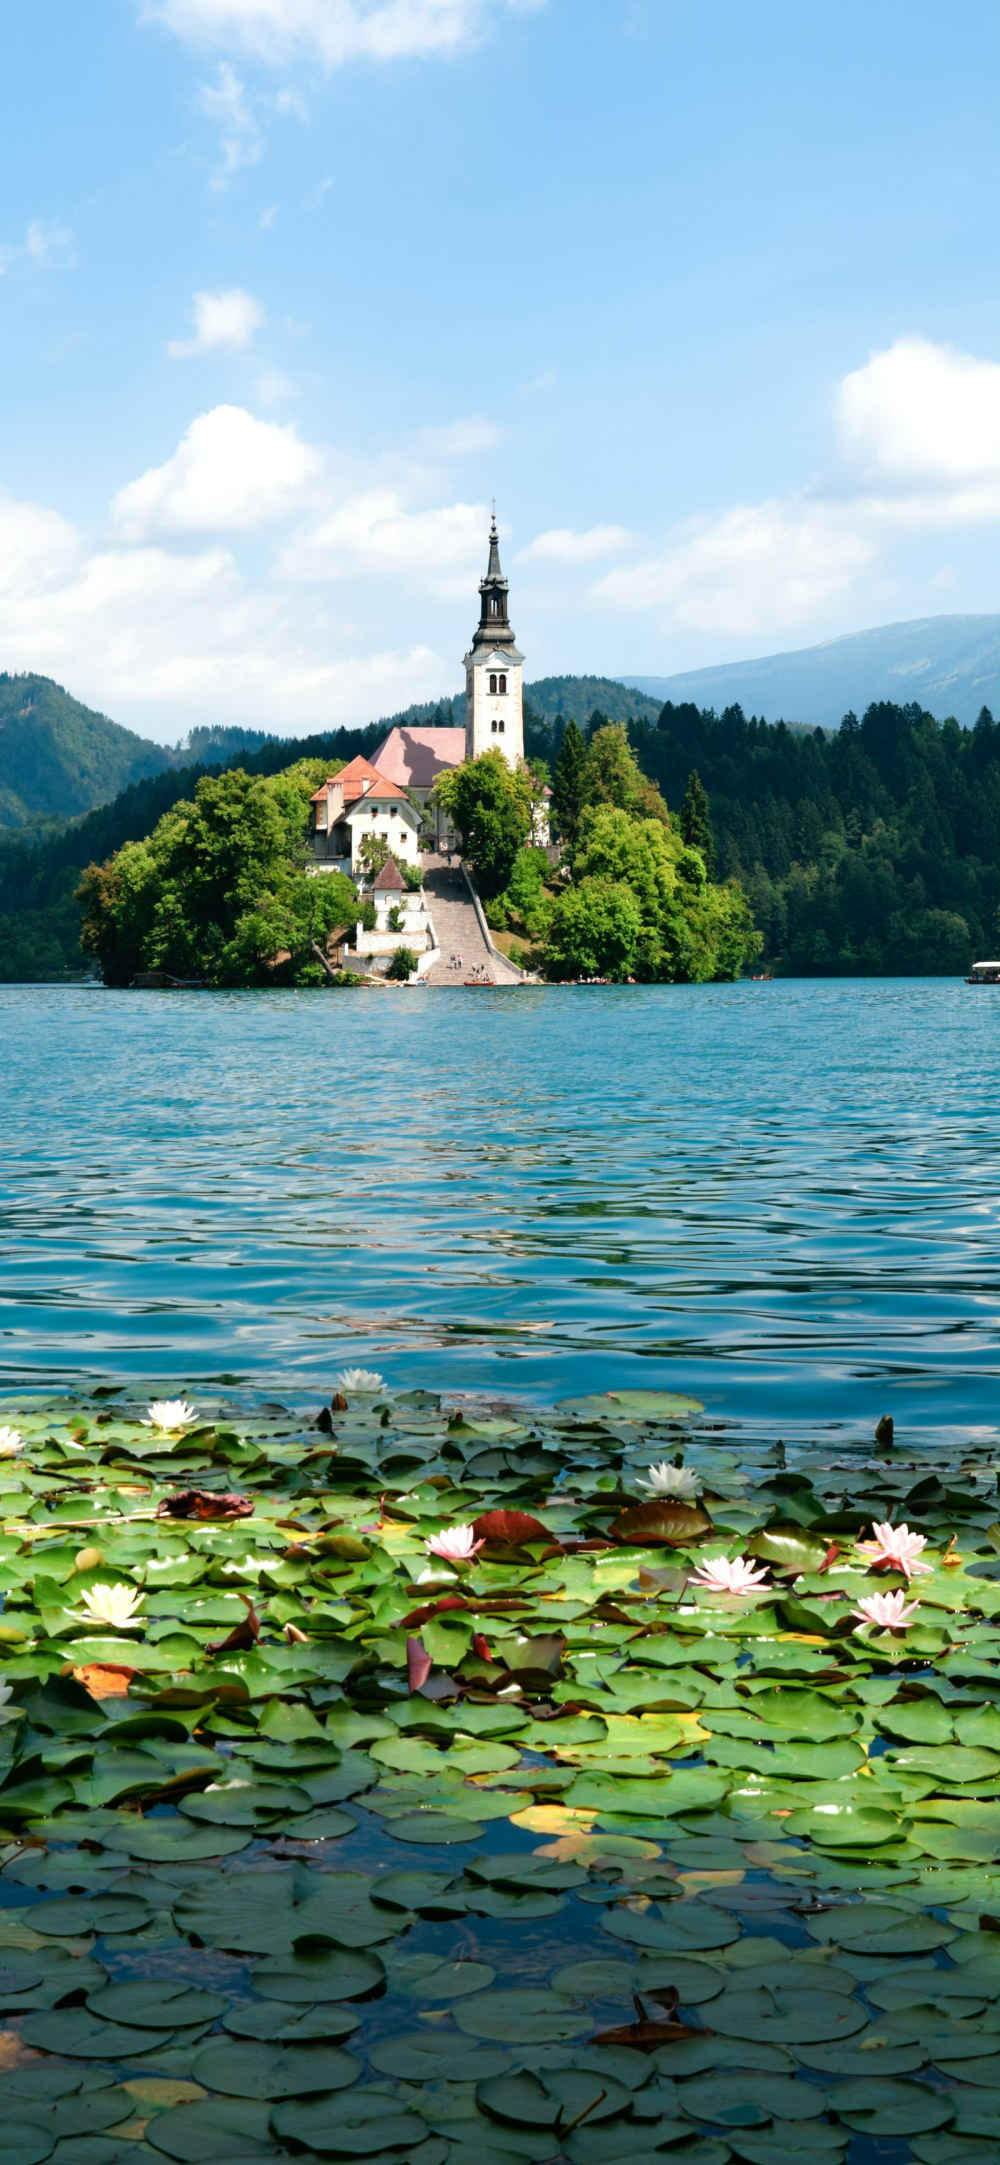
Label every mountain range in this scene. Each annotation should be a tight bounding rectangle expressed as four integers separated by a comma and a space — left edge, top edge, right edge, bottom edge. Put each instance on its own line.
622, 614, 997, 730
0, 613, 995, 831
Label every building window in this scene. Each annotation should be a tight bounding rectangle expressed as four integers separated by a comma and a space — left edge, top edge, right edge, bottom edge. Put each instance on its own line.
498, 718, 505, 733
489, 673, 497, 694
498, 673, 506, 694
491, 718, 497, 733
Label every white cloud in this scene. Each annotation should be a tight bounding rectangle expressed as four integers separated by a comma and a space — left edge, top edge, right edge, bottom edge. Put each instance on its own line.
280, 490, 486, 595
595, 502, 875, 637
141, 0, 540, 68
835, 336, 1000, 495
0, 492, 81, 595
197, 61, 262, 184
518, 524, 631, 564
168, 287, 266, 357
593, 337, 1000, 637
416, 415, 500, 458
110, 404, 323, 538
0, 219, 73, 275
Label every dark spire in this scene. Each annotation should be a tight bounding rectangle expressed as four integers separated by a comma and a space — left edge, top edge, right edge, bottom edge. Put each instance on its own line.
471, 512, 517, 652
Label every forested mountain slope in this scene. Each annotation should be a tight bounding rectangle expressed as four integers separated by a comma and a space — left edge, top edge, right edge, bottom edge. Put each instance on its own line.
632, 698, 999, 973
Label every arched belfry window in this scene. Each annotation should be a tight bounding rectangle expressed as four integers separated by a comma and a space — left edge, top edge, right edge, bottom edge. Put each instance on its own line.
489, 673, 497, 694
498, 673, 507, 694
491, 718, 498, 733
498, 718, 505, 733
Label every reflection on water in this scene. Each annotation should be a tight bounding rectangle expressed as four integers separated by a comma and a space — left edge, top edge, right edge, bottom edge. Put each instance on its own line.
0, 980, 995, 1442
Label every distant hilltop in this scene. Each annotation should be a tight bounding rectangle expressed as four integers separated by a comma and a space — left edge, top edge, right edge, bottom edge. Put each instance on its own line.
620, 614, 998, 731
0, 613, 996, 828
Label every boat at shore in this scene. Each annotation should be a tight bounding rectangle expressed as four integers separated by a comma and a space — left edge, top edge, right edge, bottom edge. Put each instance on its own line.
965, 960, 1000, 984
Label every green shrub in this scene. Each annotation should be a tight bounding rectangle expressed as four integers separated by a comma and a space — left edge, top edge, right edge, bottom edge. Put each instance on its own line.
386, 945, 419, 980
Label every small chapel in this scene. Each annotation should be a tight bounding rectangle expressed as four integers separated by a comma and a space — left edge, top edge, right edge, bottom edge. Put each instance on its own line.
310, 515, 527, 872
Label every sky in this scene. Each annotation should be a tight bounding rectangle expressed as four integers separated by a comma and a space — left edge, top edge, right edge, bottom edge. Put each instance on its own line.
0, 0, 997, 743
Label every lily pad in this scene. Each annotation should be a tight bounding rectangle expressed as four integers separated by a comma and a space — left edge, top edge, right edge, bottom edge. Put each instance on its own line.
86, 1983, 228, 2028
708, 1986, 869, 2044
602, 1904, 740, 1952
145, 2099, 273, 2161
454, 1988, 592, 2043
680, 2072, 829, 2122
115, 1819, 252, 1861
272, 2092, 426, 2152
191, 2039, 361, 2099
366, 2032, 513, 2081
251, 1945, 385, 2001
386, 1812, 484, 1843
556, 1392, 704, 1419
20, 2007, 176, 2057
477, 2069, 631, 2128
806, 1905, 957, 1955
829, 2077, 954, 2136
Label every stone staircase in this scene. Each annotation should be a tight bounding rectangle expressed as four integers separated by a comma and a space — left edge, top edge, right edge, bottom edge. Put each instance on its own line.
421, 858, 523, 985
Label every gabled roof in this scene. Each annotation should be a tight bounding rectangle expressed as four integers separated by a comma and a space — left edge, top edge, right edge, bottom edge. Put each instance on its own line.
310, 755, 403, 806
372, 726, 466, 790
373, 857, 405, 891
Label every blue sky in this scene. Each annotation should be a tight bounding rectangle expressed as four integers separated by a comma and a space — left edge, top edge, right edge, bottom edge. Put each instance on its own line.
0, 0, 997, 740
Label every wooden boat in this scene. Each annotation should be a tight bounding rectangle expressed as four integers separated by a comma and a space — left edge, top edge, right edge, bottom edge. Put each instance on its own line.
464, 976, 494, 986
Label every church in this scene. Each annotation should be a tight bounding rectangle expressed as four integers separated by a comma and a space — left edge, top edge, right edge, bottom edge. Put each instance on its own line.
310, 515, 527, 871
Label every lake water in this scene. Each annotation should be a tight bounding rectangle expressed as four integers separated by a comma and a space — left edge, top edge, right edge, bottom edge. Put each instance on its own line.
1, 979, 995, 1446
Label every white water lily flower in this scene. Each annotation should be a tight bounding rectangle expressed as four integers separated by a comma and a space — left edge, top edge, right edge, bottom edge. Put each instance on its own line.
637, 1461, 701, 1500
73, 1583, 145, 1629
691, 1554, 770, 1596
0, 1426, 24, 1457
143, 1399, 196, 1433
852, 1588, 920, 1631
335, 1368, 385, 1394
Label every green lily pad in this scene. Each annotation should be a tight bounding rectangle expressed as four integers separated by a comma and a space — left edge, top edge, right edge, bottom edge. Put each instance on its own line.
602, 1904, 740, 1952
20, 2007, 176, 2057
748, 1691, 859, 1739
251, 1945, 385, 2001
795, 2038, 926, 2075
386, 1812, 484, 1843
271, 2092, 426, 2152
788, 1805, 906, 1848
877, 1700, 956, 1745
829, 2077, 955, 2136
145, 2098, 273, 2161
806, 1905, 957, 1954
0, 2127, 55, 2165
179, 1780, 315, 1823
707, 1986, 869, 2044
477, 2068, 631, 2128
28, 1894, 154, 1937
223, 2001, 360, 2041
191, 2039, 361, 2099
454, 1988, 592, 2043
556, 1392, 704, 1419
680, 2072, 829, 2122
885, 1746, 1000, 1783
115, 1818, 252, 1861
366, 2032, 513, 2081
86, 1982, 228, 2028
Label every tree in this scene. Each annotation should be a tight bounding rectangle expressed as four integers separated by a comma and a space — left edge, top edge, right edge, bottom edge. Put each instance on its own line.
581, 724, 670, 824
77, 760, 361, 987
386, 945, 418, 980
432, 750, 532, 896
545, 876, 643, 980
679, 770, 715, 875
551, 718, 586, 843
357, 833, 392, 882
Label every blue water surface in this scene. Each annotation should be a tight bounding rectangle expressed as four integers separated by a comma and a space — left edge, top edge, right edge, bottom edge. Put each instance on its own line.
0, 979, 995, 1444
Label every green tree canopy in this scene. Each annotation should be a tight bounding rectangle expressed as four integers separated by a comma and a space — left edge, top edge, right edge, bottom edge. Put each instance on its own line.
551, 717, 586, 842
580, 723, 670, 824
545, 801, 760, 982
78, 759, 358, 987
433, 749, 533, 896
679, 768, 715, 875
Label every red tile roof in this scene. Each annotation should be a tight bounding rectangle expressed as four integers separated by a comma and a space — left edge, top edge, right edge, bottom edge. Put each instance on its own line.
373, 856, 405, 890
310, 756, 411, 807
372, 726, 465, 790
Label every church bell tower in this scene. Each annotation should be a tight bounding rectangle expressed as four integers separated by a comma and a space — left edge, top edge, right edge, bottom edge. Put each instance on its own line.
464, 514, 524, 767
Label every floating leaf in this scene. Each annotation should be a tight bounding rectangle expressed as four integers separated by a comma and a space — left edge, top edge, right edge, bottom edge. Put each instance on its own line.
191, 2040, 361, 2100
271, 2092, 425, 2153
454, 1987, 592, 2043
606, 1501, 712, 1547
829, 2077, 955, 2136
366, 2033, 513, 2081
145, 2098, 272, 2161
86, 1983, 228, 2028
251, 1944, 385, 2002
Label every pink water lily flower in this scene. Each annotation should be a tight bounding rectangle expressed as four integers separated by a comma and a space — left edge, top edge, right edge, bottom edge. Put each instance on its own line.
425, 1524, 483, 1565
691, 1554, 770, 1595
853, 1588, 920, 1631
856, 1520, 932, 1581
